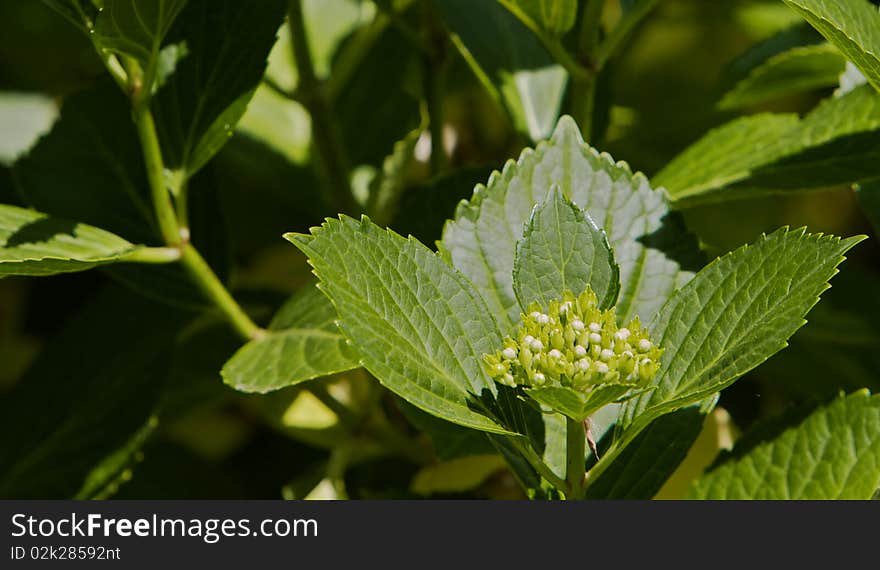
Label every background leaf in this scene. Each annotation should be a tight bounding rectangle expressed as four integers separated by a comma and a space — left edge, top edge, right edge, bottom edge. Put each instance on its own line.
152, 0, 287, 179
0, 204, 140, 277
0, 286, 187, 498
657, 85, 880, 205
0, 92, 58, 166
222, 284, 359, 393
513, 186, 619, 311
288, 216, 509, 434
435, 0, 568, 141
505, 0, 577, 37
442, 115, 700, 332
718, 43, 846, 110
783, 0, 880, 92
690, 390, 880, 499
92, 0, 188, 80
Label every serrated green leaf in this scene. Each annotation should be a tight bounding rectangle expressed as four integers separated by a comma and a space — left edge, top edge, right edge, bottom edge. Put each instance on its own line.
619, 228, 864, 437
527, 384, 647, 422
690, 390, 880, 499
0, 287, 187, 498
658, 85, 880, 205
783, 0, 880, 93
513, 186, 619, 311
0, 204, 140, 277
0, 92, 58, 166
435, 0, 567, 141
719, 43, 846, 110
442, 115, 699, 332
152, 0, 286, 179
92, 0, 187, 83
222, 284, 360, 394
286, 216, 511, 434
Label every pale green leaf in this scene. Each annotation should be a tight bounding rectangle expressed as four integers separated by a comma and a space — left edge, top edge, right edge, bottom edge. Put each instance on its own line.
0, 204, 140, 277
441, 115, 699, 331
286, 216, 511, 434
658, 85, 880, 205
0, 92, 58, 166
435, 0, 567, 141
619, 228, 864, 438
690, 390, 880, 499
513, 186, 619, 311
93, 0, 187, 78
719, 43, 846, 109
783, 0, 880, 92
222, 284, 360, 394
152, 0, 286, 178
410, 454, 506, 495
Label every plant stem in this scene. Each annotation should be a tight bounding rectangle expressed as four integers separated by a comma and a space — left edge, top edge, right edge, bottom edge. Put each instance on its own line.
123, 246, 182, 264
595, 0, 660, 69
510, 437, 570, 494
570, 0, 604, 141
423, 1, 448, 176
497, 0, 590, 80
310, 384, 361, 431
565, 417, 586, 499
577, 0, 605, 61
570, 76, 597, 142
288, 0, 358, 215
179, 244, 265, 341
132, 102, 183, 247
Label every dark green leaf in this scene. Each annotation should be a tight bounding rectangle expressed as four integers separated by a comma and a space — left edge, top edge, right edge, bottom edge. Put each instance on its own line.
152, 0, 287, 178
0, 286, 187, 498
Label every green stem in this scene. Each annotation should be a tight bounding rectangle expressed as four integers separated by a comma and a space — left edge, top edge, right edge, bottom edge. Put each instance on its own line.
288, 0, 358, 215
577, 0, 605, 62
570, 76, 597, 141
179, 244, 265, 341
423, 1, 448, 176
565, 417, 586, 499
132, 102, 182, 247
310, 384, 361, 431
595, 0, 659, 69
497, 0, 590, 80
122, 246, 182, 264
510, 437, 570, 494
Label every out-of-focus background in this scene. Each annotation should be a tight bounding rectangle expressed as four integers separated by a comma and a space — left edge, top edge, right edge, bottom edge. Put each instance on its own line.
0, 0, 877, 499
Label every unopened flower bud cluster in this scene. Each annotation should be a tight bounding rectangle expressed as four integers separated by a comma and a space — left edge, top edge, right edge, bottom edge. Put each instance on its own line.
483, 288, 663, 392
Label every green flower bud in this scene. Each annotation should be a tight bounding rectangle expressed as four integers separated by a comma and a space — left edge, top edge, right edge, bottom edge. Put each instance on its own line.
482, 287, 664, 394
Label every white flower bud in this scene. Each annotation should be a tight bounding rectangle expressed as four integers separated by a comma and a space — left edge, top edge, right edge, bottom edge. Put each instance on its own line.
529, 311, 541, 320
615, 328, 631, 341
600, 349, 614, 361
548, 349, 562, 359
533, 372, 546, 384
523, 335, 535, 345
536, 313, 550, 325
593, 361, 609, 374
530, 339, 544, 351
571, 319, 585, 331
637, 339, 652, 353
588, 322, 601, 333
560, 301, 573, 313
589, 332, 602, 344
576, 358, 591, 371
574, 345, 587, 357
501, 347, 517, 360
